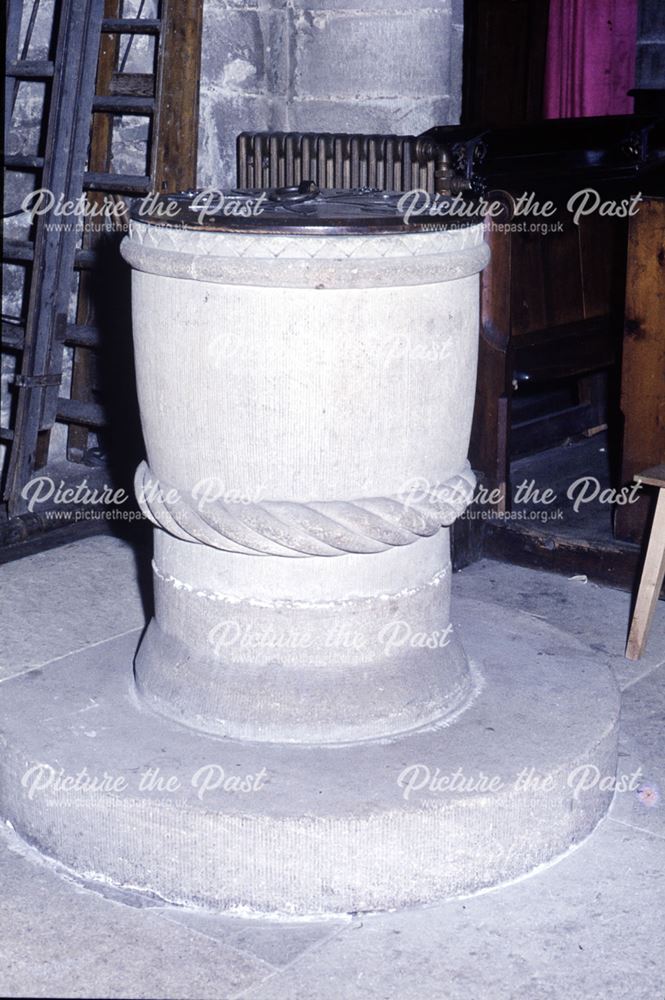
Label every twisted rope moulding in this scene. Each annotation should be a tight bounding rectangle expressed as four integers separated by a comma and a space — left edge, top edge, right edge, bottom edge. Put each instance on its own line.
135, 461, 476, 557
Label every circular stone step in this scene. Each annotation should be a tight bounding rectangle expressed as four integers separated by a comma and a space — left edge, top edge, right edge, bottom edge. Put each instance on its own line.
0, 598, 619, 916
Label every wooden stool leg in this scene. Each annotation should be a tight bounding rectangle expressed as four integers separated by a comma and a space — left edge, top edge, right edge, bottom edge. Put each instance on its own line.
626, 488, 665, 660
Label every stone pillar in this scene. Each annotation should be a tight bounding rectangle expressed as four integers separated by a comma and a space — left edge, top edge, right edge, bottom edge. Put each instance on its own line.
198, 0, 464, 187
122, 212, 487, 743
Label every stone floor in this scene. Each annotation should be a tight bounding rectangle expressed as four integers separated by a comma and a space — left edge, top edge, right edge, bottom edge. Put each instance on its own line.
1, 535, 664, 1000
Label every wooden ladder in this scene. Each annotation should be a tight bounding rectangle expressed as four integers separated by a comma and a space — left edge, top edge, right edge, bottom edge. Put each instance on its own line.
2, 0, 203, 517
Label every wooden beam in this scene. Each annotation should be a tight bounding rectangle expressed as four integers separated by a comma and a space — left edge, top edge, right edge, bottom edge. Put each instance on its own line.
152, 0, 204, 193
615, 198, 665, 544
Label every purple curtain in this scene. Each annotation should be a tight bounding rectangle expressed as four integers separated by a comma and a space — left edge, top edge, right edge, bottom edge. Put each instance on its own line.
544, 0, 638, 118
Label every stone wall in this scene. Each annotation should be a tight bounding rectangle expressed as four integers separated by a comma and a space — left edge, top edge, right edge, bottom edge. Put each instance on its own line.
197, 0, 464, 188
636, 0, 665, 87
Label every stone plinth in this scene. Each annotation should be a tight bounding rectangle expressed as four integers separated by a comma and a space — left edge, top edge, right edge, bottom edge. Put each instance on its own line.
0, 601, 620, 915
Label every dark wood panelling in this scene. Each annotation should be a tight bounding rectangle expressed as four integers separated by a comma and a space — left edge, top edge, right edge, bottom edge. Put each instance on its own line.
462, 0, 550, 126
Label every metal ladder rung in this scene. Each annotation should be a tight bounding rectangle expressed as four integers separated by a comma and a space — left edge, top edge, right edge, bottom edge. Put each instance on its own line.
110, 73, 154, 98
2, 321, 25, 349
62, 324, 101, 349
56, 398, 107, 428
7, 248, 108, 271
101, 18, 161, 35
4, 240, 34, 263
0, 428, 15, 443
5, 154, 44, 169
92, 95, 155, 115
6, 60, 55, 79
83, 172, 151, 194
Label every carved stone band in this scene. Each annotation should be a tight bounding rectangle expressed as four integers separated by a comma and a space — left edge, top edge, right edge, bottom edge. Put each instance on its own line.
135, 460, 476, 557
122, 221, 490, 289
